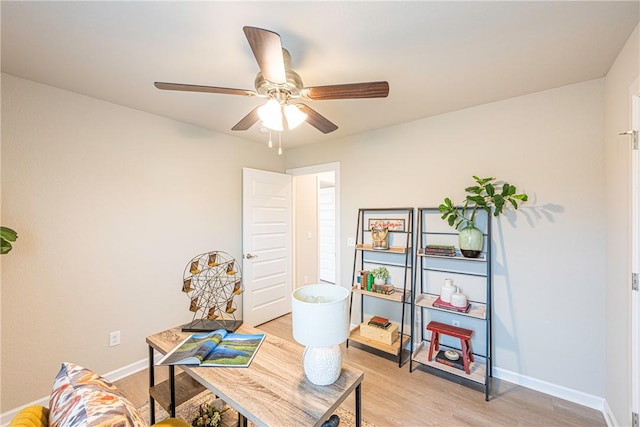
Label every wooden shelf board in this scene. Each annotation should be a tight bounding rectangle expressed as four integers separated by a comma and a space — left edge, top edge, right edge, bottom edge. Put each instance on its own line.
352, 285, 411, 303
348, 325, 410, 356
415, 293, 486, 319
411, 341, 487, 385
356, 243, 407, 254
149, 371, 207, 413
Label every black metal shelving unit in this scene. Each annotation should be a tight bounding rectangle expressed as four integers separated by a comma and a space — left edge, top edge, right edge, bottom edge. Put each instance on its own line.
347, 207, 413, 367
410, 207, 492, 400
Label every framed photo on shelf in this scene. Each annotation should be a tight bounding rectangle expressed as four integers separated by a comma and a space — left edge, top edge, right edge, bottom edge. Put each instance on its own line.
367, 218, 405, 232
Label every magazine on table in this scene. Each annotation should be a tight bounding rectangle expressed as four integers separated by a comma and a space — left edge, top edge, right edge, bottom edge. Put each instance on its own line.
157, 329, 265, 367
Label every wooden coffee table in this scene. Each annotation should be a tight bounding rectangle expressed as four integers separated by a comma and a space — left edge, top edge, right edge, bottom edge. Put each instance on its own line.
146, 325, 364, 426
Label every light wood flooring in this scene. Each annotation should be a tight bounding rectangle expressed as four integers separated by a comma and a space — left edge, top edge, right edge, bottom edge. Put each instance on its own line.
116, 314, 605, 426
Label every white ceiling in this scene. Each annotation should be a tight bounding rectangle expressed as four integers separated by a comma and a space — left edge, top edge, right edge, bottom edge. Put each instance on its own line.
2, 1, 639, 150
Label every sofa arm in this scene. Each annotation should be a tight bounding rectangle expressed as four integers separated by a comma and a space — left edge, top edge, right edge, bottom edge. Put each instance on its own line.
8, 405, 49, 427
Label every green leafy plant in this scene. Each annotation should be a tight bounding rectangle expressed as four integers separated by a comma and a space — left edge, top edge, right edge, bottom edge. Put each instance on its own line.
1, 227, 18, 255
371, 266, 389, 281
191, 402, 225, 427
439, 176, 528, 230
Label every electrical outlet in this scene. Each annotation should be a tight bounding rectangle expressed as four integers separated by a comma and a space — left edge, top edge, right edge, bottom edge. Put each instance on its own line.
109, 331, 121, 347
451, 320, 461, 327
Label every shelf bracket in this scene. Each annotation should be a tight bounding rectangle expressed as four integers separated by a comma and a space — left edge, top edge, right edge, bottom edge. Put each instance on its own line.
632, 411, 638, 427
633, 273, 639, 292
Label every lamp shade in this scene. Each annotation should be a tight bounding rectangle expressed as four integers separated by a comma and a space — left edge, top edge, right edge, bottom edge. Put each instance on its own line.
291, 284, 350, 347
283, 104, 307, 129
257, 99, 283, 131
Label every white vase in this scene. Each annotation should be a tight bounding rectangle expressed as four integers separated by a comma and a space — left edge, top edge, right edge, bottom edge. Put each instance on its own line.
451, 290, 467, 307
440, 279, 456, 303
374, 277, 386, 285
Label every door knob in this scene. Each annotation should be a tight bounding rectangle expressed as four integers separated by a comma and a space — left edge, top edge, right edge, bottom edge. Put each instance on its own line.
245, 253, 258, 259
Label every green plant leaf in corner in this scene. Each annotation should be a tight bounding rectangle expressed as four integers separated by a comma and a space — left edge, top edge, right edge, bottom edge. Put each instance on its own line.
1, 240, 12, 255
1, 226, 18, 255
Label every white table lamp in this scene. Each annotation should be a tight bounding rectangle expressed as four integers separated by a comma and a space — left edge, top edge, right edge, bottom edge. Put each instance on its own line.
291, 284, 350, 386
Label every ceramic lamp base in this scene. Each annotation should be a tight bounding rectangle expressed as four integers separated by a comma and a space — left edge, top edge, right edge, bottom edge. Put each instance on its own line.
302, 345, 342, 385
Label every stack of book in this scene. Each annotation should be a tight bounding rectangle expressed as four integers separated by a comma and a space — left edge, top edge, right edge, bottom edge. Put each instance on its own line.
434, 350, 465, 370
367, 315, 392, 329
432, 296, 471, 313
424, 245, 456, 257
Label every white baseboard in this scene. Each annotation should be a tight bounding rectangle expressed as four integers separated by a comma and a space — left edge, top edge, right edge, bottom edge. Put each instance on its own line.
602, 399, 620, 427
493, 367, 605, 411
0, 357, 151, 427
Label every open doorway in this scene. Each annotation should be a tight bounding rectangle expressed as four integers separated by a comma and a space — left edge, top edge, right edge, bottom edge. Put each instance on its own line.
318, 173, 336, 284
287, 163, 340, 290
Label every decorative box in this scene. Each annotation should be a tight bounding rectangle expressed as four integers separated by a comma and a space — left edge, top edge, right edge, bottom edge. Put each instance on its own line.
360, 322, 399, 345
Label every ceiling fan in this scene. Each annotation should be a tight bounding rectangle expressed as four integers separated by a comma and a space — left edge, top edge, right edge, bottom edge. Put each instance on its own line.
154, 26, 389, 134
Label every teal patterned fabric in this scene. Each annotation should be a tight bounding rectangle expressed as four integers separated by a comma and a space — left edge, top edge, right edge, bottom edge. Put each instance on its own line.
49, 362, 146, 427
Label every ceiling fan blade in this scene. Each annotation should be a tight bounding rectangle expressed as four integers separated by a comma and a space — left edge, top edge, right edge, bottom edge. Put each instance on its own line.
298, 104, 338, 134
154, 82, 256, 97
231, 106, 261, 131
302, 81, 389, 100
243, 26, 287, 84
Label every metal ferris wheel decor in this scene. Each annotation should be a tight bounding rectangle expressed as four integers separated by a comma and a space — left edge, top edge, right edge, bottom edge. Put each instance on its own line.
181, 251, 244, 332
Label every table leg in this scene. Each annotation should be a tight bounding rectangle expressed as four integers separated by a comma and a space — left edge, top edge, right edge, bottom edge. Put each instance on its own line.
169, 365, 176, 417
238, 413, 248, 427
355, 383, 361, 427
148, 345, 156, 425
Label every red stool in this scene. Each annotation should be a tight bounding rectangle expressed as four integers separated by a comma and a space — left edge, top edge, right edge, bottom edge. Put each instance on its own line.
426, 321, 474, 374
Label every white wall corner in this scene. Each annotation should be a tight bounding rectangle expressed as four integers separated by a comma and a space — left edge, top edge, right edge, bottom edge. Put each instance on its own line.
493, 367, 605, 412
602, 399, 620, 427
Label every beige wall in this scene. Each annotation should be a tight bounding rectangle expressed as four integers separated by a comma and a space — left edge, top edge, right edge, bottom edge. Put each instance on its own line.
604, 23, 639, 426
0, 74, 284, 410
286, 79, 607, 399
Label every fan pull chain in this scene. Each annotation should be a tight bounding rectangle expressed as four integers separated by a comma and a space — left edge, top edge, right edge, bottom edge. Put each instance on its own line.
278, 132, 282, 155
268, 130, 273, 149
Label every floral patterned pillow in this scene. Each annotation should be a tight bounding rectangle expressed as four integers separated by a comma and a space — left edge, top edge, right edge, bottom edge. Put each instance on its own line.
49, 362, 146, 427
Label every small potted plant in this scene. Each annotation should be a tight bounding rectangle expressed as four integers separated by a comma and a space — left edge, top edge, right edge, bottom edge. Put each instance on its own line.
371, 266, 389, 285
191, 401, 226, 427
439, 176, 528, 258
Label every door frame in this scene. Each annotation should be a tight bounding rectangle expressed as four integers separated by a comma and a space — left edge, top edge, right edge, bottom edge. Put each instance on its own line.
631, 80, 639, 420
287, 162, 341, 290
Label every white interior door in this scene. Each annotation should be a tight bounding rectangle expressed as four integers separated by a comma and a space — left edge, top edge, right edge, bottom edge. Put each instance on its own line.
318, 186, 336, 283
242, 168, 292, 327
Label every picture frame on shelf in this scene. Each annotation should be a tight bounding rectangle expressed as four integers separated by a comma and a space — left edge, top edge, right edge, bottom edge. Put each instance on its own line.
367, 218, 405, 232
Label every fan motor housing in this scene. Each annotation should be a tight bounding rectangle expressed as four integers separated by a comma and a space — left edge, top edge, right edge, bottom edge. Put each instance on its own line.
254, 69, 303, 99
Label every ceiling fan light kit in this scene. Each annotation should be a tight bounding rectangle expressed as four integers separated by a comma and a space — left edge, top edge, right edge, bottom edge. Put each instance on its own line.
154, 25, 389, 150
257, 99, 308, 132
